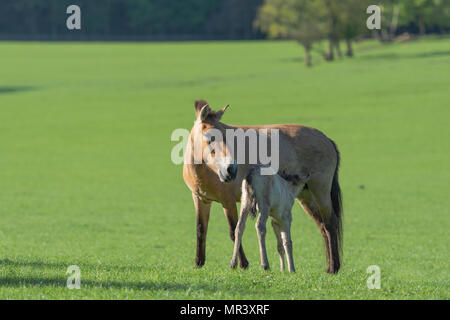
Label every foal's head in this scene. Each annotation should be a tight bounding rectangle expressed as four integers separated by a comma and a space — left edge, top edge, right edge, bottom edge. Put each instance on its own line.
190, 100, 238, 183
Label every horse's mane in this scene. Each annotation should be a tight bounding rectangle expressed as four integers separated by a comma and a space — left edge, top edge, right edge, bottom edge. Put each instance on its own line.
279, 170, 304, 186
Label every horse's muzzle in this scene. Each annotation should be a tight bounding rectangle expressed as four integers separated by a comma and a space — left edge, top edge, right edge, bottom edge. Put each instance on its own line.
219, 163, 238, 183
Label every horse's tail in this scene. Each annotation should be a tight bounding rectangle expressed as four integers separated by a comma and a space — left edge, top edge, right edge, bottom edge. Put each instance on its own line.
241, 168, 258, 218
329, 139, 343, 258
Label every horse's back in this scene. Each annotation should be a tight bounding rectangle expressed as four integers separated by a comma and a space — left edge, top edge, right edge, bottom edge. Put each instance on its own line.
242, 124, 337, 182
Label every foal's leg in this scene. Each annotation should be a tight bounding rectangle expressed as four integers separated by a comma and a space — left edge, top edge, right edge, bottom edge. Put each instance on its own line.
223, 202, 249, 269
280, 216, 295, 273
271, 220, 285, 271
255, 208, 270, 270
230, 209, 250, 269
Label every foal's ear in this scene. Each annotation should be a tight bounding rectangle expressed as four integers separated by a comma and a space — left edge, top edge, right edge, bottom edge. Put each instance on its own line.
215, 104, 229, 121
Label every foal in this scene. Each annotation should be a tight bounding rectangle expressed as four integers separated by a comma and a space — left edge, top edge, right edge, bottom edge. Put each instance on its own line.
230, 167, 310, 272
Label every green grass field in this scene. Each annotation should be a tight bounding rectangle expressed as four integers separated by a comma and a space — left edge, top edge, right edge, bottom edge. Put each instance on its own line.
0, 37, 449, 299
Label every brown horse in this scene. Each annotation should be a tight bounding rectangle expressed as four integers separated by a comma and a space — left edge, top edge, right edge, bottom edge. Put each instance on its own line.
183, 100, 343, 273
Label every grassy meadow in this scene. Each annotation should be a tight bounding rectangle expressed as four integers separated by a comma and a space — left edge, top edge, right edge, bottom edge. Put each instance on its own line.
0, 37, 449, 299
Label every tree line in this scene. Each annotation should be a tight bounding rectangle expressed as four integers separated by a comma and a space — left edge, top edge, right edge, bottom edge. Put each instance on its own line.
255, 0, 450, 66
0, 0, 264, 40
0, 0, 448, 47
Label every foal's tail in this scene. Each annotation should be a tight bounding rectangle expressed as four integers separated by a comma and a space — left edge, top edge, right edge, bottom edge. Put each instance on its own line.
330, 139, 343, 258
241, 168, 258, 218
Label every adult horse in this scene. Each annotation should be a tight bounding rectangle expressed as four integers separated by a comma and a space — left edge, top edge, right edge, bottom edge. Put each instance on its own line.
183, 100, 343, 273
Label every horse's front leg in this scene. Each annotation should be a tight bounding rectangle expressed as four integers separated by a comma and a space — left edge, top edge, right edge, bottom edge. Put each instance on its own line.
223, 202, 249, 269
192, 194, 211, 268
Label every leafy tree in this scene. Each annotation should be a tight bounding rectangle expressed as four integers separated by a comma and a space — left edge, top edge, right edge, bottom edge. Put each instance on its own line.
399, 0, 450, 35
0, 0, 447, 41
375, 0, 403, 41
319, 0, 340, 60
204, 0, 264, 39
254, 0, 325, 67
429, 0, 450, 33
335, 0, 371, 57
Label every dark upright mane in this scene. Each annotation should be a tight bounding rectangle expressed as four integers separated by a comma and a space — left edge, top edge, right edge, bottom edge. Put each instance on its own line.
279, 170, 304, 186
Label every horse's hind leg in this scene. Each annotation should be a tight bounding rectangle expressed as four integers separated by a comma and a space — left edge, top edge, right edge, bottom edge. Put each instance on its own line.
255, 208, 270, 270
317, 195, 341, 274
223, 203, 249, 269
271, 220, 285, 271
297, 190, 332, 273
301, 183, 341, 274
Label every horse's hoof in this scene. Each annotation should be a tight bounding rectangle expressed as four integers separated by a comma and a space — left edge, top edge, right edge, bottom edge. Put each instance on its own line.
230, 261, 238, 269
262, 265, 270, 271
195, 258, 205, 268
240, 260, 249, 269
326, 267, 339, 274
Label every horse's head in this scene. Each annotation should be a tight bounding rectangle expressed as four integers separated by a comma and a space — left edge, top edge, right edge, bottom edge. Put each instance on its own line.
189, 100, 238, 183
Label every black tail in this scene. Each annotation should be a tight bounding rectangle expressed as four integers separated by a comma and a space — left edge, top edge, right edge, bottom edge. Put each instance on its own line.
330, 139, 343, 258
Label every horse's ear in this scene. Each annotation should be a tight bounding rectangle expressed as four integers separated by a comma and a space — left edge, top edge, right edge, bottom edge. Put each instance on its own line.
199, 104, 210, 121
194, 100, 209, 116
215, 104, 229, 121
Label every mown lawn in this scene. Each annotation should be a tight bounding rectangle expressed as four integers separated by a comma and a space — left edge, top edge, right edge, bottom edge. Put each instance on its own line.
0, 37, 449, 299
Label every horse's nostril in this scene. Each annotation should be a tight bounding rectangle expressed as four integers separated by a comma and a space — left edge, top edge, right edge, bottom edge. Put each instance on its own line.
227, 166, 233, 174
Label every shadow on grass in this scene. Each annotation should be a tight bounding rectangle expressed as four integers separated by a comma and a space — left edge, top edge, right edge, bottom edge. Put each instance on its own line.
0, 86, 37, 95
281, 49, 450, 65
280, 57, 305, 64
358, 50, 450, 61
0, 258, 149, 273
0, 258, 218, 293
0, 275, 212, 292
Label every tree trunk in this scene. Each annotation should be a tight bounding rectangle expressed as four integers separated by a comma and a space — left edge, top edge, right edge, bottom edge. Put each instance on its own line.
389, 5, 400, 39
323, 0, 338, 61
345, 39, 353, 57
325, 38, 334, 61
304, 46, 312, 67
418, 16, 425, 35
381, 29, 390, 42
372, 30, 381, 41
334, 40, 342, 59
